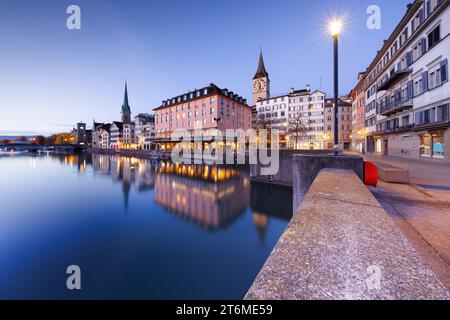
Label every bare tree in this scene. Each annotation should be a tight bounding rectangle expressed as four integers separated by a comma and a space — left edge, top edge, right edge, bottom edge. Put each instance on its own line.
289, 116, 308, 150
256, 117, 272, 147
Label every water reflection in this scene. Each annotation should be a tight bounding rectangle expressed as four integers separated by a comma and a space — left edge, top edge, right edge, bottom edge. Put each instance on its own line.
53, 153, 292, 234
1, 153, 293, 299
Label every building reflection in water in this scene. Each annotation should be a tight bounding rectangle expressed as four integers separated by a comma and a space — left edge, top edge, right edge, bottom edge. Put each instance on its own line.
154, 161, 249, 230
250, 185, 293, 245
54, 153, 292, 237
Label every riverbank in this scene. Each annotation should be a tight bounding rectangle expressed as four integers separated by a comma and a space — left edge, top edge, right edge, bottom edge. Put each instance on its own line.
87, 147, 168, 160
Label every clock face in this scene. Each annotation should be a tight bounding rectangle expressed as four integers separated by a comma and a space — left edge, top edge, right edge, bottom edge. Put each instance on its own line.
254, 79, 265, 92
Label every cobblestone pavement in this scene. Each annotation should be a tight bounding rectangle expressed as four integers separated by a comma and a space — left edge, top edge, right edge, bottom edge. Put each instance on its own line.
358, 154, 450, 289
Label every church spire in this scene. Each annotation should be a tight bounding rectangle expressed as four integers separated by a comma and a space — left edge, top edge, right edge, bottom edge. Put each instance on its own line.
253, 50, 269, 80
122, 81, 130, 111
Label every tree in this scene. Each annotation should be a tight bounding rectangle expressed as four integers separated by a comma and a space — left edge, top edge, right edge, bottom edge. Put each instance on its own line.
33, 135, 46, 145
45, 133, 75, 145
256, 117, 272, 147
289, 116, 308, 150
17, 136, 28, 143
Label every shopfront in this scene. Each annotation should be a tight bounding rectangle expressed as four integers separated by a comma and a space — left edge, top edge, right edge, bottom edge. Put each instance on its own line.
420, 131, 445, 159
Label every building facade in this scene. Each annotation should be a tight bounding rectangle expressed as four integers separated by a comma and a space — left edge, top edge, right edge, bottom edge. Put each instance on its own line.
73, 122, 92, 146
123, 122, 136, 148
255, 88, 327, 149
92, 122, 105, 149
324, 98, 353, 150
109, 121, 123, 149
134, 113, 155, 150
349, 72, 367, 153
154, 83, 252, 139
99, 124, 111, 149
363, 0, 449, 162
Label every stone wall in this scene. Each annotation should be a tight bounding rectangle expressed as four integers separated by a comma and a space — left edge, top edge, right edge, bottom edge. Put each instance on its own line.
245, 169, 450, 300
250, 150, 340, 187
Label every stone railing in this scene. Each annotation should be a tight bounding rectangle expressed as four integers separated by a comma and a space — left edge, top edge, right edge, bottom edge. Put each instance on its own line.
245, 167, 450, 300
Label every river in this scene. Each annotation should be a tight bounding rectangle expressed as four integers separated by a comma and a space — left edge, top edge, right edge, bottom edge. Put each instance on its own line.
0, 153, 292, 299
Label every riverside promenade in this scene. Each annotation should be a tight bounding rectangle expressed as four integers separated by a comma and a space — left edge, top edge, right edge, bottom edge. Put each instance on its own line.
360, 154, 450, 290
246, 157, 450, 299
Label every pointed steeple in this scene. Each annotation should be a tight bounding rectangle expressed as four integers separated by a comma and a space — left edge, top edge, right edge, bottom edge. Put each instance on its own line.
122, 81, 130, 112
253, 50, 269, 80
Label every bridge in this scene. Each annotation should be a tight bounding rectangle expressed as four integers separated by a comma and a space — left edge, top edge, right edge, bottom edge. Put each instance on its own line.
0, 144, 85, 153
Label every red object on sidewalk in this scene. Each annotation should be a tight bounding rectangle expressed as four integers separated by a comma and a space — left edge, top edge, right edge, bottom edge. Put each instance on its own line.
364, 161, 378, 187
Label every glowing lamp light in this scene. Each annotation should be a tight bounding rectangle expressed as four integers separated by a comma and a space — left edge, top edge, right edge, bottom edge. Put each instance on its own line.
329, 19, 342, 37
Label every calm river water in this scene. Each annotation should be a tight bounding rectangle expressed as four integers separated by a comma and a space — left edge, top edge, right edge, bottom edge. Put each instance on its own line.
0, 153, 291, 299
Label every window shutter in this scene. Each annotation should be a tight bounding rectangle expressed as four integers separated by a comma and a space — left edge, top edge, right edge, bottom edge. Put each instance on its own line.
422, 72, 429, 92
406, 51, 413, 66
426, 1, 431, 16
415, 112, 420, 125
411, 20, 415, 32
421, 38, 427, 55
407, 80, 414, 98
397, 62, 402, 72
443, 104, 449, 121
437, 105, 443, 122
419, 9, 425, 24
441, 59, 448, 83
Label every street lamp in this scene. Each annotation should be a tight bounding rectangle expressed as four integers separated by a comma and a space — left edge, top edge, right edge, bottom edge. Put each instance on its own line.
329, 19, 342, 156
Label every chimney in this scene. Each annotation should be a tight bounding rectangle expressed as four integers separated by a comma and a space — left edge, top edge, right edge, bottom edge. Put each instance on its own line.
306, 85, 311, 92
290, 87, 295, 94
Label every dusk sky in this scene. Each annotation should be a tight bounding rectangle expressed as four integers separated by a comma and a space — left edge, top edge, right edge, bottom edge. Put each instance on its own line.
0, 0, 411, 135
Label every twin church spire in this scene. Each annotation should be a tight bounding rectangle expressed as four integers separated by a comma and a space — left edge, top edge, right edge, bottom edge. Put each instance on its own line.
121, 51, 269, 119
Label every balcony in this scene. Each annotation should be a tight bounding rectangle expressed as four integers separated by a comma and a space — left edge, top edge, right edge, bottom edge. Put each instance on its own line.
376, 124, 414, 135
377, 68, 412, 92
380, 98, 413, 116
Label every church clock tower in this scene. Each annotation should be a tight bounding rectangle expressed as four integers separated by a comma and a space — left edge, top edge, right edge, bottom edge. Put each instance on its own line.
252, 51, 270, 105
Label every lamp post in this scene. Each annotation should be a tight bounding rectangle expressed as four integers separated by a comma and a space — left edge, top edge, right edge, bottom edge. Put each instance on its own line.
329, 19, 342, 156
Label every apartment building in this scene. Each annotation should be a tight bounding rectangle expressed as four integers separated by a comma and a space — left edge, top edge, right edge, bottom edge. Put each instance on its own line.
364, 0, 449, 161
154, 83, 252, 139
349, 72, 367, 153
134, 113, 155, 150
123, 122, 135, 148
324, 98, 353, 150
255, 88, 327, 149
109, 121, 123, 149
99, 124, 111, 149
290, 89, 327, 150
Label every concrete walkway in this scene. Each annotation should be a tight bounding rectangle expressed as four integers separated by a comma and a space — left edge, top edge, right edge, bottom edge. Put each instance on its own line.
357, 154, 450, 290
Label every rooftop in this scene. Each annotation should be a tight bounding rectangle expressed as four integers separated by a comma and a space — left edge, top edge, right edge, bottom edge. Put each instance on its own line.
153, 83, 248, 111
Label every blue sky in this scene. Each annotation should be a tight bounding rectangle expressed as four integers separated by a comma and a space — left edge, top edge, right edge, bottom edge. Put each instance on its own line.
0, 0, 410, 134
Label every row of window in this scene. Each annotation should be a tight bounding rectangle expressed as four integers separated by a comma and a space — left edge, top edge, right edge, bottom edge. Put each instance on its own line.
377, 59, 448, 111
162, 89, 246, 107
377, 103, 449, 131
365, 0, 443, 87
258, 95, 325, 106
